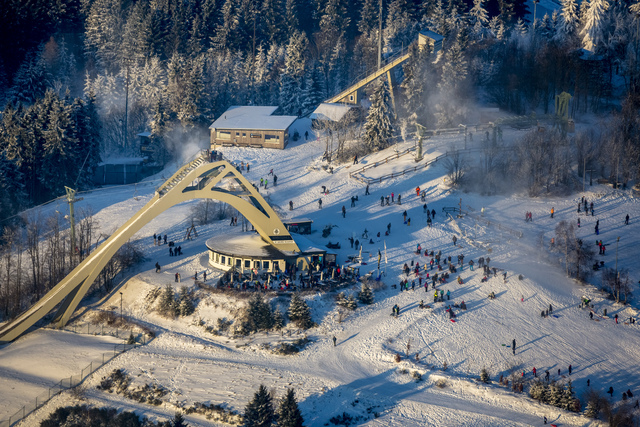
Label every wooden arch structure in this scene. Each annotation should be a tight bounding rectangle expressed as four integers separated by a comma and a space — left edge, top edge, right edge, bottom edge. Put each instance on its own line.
0, 154, 299, 343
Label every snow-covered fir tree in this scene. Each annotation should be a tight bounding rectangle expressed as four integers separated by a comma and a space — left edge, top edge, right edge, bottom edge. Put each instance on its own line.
470, 0, 490, 38
288, 293, 313, 329
178, 287, 194, 316
363, 79, 394, 152
561, 380, 576, 410
246, 293, 274, 332
480, 368, 490, 383
528, 380, 546, 401
581, 0, 610, 52
557, 0, 579, 40
277, 388, 304, 427
358, 283, 374, 305
244, 384, 274, 427
273, 308, 285, 330
346, 295, 358, 310
158, 285, 177, 317
336, 292, 347, 307
514, 18, 527, 36
547, 382, 562, 407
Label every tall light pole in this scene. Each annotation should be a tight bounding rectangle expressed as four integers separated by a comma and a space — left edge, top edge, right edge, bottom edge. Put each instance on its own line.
532, 0, 539, 30
119, 292, 123, 324
615, 236, 621, 300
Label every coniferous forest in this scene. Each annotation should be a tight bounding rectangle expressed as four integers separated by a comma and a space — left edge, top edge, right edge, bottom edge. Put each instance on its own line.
0, 0, 639, 216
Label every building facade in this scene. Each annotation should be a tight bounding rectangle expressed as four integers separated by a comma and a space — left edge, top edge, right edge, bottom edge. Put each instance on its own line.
209, 106, 298, 150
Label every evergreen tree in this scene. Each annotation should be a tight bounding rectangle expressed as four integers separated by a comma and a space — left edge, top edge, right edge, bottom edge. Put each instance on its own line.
301, 63, 324, 115
277, 388, 304, 427
39, 91, 79, 199
363, 79, 394, 152
262, 0, 286, 46
284, 0, 300, 40
288, 293, 313, 329
556, 0, 579, 40
0, 150, 25, 221
514, 18, 527, 36
580, 0, 610, 52
358, 283, 374, 304
159, 285, 178, 317
385, 0, 415, 51
84, 0, 127, 70
358, 0, 378, 36
244, 384, 275, 427
470, 0, 489, 38
11, 51, 49, 104
528, 380, 546, 401
561, 380, 576, 410
547, 382, 562, 407
178, 286, 195, 316
480, 367, 490, 383
346, 295, 358, 310
273, 308, 285, 330
172, 411, 189, 427
335, 292, 347, 307
247, 293, 274, 331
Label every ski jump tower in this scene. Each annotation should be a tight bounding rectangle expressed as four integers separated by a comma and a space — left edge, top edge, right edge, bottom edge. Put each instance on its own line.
0, 153, 299, 343
325, 30, 443, 112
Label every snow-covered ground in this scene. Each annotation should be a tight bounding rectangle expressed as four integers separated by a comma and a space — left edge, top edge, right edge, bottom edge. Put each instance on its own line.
2, 117, 639, 426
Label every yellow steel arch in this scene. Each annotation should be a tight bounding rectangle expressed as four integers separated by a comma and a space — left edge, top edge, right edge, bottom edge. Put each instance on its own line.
0, 155, 299, 343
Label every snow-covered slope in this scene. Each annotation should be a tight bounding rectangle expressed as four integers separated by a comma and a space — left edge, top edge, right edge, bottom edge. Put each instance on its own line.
2, 118, 638, 426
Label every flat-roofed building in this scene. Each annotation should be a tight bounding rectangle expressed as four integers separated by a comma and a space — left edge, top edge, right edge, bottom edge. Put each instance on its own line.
209, 106, 298, 150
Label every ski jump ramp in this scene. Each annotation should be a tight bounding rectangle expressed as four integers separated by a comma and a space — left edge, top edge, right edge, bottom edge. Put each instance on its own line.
0, 153, 299, 343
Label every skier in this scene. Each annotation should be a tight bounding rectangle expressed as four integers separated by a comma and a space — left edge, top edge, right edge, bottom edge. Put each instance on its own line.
319, 198, 322, 209
163, 234, 167, 244
533, 367, 537, 377
416, 186, 420, 196
452, 235, 457, 246
333, 336, 337, 346
348, 237, 354, 248
549, 304, 553, 314
351, 196, 356, 207
380, 196, 385, 206
353, 155, 358, 164
446, 290, 450, 300
626, 214, 629, 225
387, 223, 391, 234
153, 233, 157, 244
342, 205, 346, 218
355, 239, 359, 249
545, 370, 550, 382
512, 338, 516, 355
608, 386, 614, 396
568, 364, 572, 375
397, 194, 401, 204
403, 210, 407, 222
289, 200, 294, 210
431, 209, 436, 219
365, 184, 370, 195
155, 262, 161, 273
551, 207, 554, 218
175, 272, 179, 282
203, 271, 207, 281
273, 175, 277, 186
423, 203, 427, 213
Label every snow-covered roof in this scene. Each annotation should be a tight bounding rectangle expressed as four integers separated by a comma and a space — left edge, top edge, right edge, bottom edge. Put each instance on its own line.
205, 233, 287, 259
419, 29, 444, 42
283, 218, 313, 224
209, 106, 298, 131
309, 103, 354, 122
291, 233, 326, 254
98, 157, 145, 166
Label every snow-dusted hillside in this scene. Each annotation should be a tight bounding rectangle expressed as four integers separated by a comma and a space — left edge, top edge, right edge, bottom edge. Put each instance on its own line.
2, 118, 639, 426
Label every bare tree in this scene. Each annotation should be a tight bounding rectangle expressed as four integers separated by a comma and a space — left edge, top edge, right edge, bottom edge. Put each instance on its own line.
444, 149, 467, 187
602, 268, 632, 304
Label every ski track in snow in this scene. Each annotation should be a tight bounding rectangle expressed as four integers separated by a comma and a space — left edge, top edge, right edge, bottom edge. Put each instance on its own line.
2, 119, 638, 426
